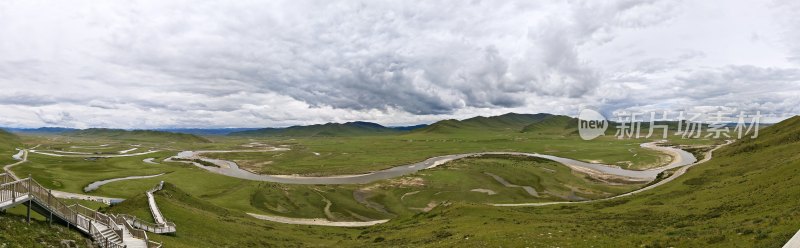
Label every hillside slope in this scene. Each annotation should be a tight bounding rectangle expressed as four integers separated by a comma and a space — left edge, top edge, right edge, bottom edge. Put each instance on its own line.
520, 115, 579, 135
414, 113, 553, 134
67, 128, 211, 143
229, 121, 400, 137
0, 129, 22, 164
108, 183, 355, 247
0, 213, 89, 247
361, 116, 800, 247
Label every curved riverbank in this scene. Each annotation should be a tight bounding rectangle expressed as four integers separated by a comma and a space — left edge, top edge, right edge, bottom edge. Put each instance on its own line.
4, 148, 125, 205
167, 142, 696, 185
11, 149, 23, 161
489, 141, 730, 207
29, 149, 160, 158
83, 173, 166, 192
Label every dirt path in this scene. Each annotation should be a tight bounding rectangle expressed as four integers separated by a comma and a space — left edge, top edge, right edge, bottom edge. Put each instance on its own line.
143, 158, 159, 164
246, 213, 389, 227
484, 172, 539, 197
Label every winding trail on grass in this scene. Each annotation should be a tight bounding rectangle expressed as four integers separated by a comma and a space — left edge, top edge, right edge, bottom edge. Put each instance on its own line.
83, 173, 166, 192
167, 142, 695, 185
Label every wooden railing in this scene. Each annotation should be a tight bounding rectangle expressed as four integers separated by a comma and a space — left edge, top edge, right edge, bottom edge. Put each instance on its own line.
113, 213, 164, 248
117, 213, 177, 234
0, 173, 13, 184
3, 160, 171, 247
0, 178, 31, 206
147, 181, 167, 225
0, 176, 128, 248
88, 221, 126, 248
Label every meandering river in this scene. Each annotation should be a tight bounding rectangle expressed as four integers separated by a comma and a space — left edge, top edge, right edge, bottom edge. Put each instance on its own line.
167, 142, 696, 185
83, 173, 166, 192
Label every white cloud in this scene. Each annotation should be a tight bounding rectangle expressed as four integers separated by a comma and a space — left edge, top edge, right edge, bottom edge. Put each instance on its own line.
0, 0, 798, 128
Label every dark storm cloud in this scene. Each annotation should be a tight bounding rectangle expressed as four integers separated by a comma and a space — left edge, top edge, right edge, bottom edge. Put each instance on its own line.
90, 0, 661, 115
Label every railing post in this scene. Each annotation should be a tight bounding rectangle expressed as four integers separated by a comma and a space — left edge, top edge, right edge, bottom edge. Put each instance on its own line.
26, 201, 31, 223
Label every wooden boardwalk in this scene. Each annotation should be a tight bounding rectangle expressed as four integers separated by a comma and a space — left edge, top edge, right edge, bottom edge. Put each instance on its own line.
2, 148, 175, 247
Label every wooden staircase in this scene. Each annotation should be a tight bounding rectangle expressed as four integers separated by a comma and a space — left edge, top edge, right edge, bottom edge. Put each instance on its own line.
116, 182, 176, 234
0, 172, 162, 248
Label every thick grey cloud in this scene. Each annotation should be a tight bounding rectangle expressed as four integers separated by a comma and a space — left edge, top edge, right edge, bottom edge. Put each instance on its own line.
0, 0, 798, 128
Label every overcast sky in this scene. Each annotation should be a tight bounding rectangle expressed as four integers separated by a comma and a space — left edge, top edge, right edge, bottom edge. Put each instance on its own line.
1, 0, 799, 128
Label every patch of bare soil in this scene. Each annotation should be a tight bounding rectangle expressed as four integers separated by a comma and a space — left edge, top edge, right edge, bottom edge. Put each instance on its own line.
410, 201, 438, 212
353, 189, 390, 214
567, 165, 647, 185
470, 188, 497, 195
236, 160, 273, 174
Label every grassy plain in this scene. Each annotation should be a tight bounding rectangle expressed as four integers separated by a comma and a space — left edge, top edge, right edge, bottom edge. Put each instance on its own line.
204, 133, 670, 176
2, 118, 770, 247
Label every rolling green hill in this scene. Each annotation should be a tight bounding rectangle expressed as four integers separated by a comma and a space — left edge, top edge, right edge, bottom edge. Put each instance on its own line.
0, 212, 89, 247
108, 183, 353, 247
0, 128, 20, 147
101, 115, 800, 247
66, 128, 211, 143
520, 115, 579, 135
0, 129, 22, 164
414, 113, 553, 134
229, 121, 400, 137
519, 116, 706, 137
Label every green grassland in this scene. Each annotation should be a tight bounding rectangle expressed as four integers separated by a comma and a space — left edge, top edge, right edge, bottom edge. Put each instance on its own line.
66, 128, 211, 143
230, 121, 402, 137
53, 115, 800, 247
0, 212, 90, 247
0, 129, 21, 165
204, 134, 668, 176
7, 116, 716, 223
1, 114, 783, 247
346, 154, 642, 217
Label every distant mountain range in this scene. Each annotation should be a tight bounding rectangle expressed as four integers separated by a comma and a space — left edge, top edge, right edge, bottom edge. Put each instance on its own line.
3, 127, 79, 134
413, 113, 549, 133
228, 121, 423, 137
3, 127, 257, 136
67, 128, 211, 143
228, 113, 577, 137
0, 113, 579, 138
2, 113, 770, 139
153, 128, 261, 136
520, 115, 580, 135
